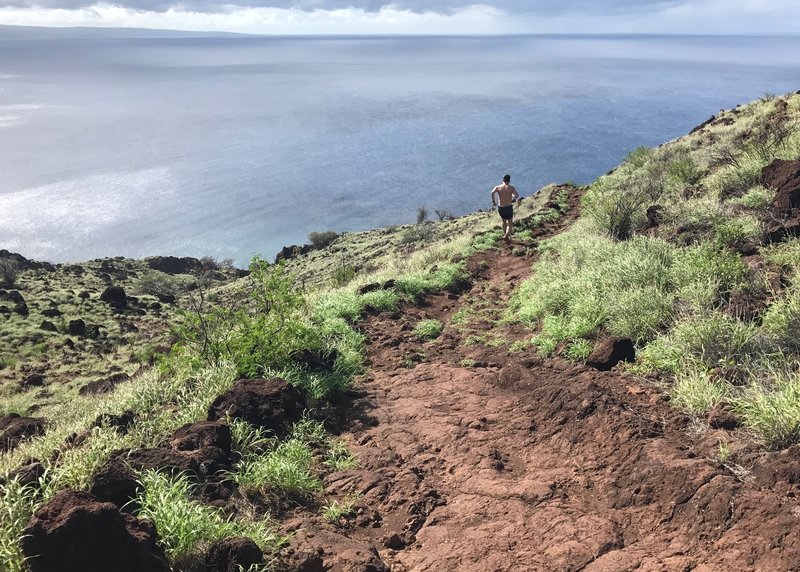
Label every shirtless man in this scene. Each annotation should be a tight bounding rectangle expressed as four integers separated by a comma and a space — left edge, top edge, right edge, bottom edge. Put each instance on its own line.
491, 174, 520, 244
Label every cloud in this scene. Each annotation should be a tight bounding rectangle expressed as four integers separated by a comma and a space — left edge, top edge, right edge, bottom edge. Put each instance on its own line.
0, 0, 794, 33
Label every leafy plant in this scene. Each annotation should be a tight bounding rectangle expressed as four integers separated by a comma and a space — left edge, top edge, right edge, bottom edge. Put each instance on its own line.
413, 319, 443, 340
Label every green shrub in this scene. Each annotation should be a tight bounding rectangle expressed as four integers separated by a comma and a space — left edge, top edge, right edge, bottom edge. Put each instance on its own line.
713, 216, 762, 248
413, 319, 443, 340
332, 263, 356, 287
734, 373, 800, 448
360, 290, 399, 313
136, 270, 186, 297
308, 231, 339, 249
324, 440, 358, 471
172, 257, 322, 378
0, 479, 40, 572
730, 186, 776, 210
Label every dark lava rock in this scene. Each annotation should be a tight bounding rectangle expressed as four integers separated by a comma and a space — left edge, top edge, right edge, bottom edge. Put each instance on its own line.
274, 244, 312, 264
41, 307, 62, 318
40, 320, 57, 332
6, 461, 46, 488
78, 372, 130, 396
120, 447, 199, 477
169, 420, 231, 455
20, 374, 45, 390
90, 458, 140, 510
206, 537, 264, 572
100, 286, 128, 311
147, 256, 202, 275
120, 321, 139, 334
358, 282, 381, 294
92, 410, 136, 433
0, 290, 31, 316
707, 406, 740, 431
20, 490, 169, 572
1, 414, 46, 452
78, 290, 91, 299
156, 293, 176, 304
0, 249, 53, 272
763, 157, 800, 242
208, 378, 305, 437
67, 319, 86, 336
586, 337, 636, 371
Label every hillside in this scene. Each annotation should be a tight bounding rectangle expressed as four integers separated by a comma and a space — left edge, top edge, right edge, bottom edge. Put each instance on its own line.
1, 92, 800, 572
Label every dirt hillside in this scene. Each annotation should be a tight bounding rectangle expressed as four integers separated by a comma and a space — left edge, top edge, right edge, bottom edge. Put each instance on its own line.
283, 190, 800, 572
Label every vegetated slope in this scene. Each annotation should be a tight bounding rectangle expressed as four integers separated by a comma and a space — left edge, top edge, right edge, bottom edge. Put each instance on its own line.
2, 92, 800, 572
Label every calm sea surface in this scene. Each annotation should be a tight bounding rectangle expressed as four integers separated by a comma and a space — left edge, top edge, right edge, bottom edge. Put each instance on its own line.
1, 32, 799, 264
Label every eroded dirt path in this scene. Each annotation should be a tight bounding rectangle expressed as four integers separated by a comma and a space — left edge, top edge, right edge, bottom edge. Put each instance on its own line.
285, 188, 800, 572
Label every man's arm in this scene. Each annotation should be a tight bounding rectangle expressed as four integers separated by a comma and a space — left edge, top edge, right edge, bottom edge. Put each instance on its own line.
511, 186, 520, 201
490, 186, 499, 206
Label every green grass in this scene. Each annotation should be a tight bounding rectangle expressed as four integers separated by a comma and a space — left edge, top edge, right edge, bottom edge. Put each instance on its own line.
413, 319, 444, 340
136, 470, 282, 567
0, 480, 40, 572
320, 495, 359, 523
324, 440, 358, 472
565, 339, 594, 362
233, 438, 322, 498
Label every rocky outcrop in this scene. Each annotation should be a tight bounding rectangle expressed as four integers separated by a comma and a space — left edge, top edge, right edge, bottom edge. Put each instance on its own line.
146, 256, 202, 275
208, 378, 305, 437
0, 250, 54, 272
20, 490, 170, 572
275, 244, 312, 264
90, 458, 140, 509
762, 157, 800, 242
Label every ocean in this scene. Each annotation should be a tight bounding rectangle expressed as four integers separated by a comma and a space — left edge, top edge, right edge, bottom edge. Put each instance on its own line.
1, 31, 799, 265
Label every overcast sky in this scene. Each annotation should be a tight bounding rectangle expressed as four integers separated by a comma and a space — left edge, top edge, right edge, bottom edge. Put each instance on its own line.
0, 0, 797, 34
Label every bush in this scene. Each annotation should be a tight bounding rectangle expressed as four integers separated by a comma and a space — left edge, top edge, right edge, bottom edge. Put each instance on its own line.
172, 257, 322, 378
416, 206, 428, 224
434, 209, 455, 221
136, 270, 184, 297
331, 263, 356, 287
400, 223, 437, 245
583, 179, 650, 241
309, 231, 339, 249
234, 438, 321, 498
0, 259, 19, 288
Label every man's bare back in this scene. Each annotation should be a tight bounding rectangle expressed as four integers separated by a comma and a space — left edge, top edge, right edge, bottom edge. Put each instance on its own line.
491, 183, 519, 207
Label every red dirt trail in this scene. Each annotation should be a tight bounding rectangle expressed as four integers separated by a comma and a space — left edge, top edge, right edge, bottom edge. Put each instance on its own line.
284, 188, 800, 572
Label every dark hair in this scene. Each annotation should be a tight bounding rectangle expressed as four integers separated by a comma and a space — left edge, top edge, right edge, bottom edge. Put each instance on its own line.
503, 174, 511, 184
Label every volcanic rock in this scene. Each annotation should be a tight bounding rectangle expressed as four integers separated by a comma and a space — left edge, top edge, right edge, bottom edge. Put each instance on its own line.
90, 458, 140, 509
586, 337, 636, 371
100, 286, 128, 311
169, 420, 232, 455
6, 461, 46, 488
78, 372, 130, 396
208, 378, 304, 437
0, 414, 46, 452
147, 256, 202, 275
763, 157, 800, 242
206, 537, 264, 572
40, 320, 57, 332
20, 490, 169, 572
21, 374, 45, 390
68, 319, 86, 336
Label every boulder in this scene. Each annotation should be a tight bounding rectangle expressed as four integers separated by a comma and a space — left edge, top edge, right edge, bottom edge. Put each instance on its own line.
274, 244, 312, 264
100, 286, 128, 311
168, 420, 231, 455
6, 461, 47, 488
206, 537, 264, 572
41, 307, 62, 318
0, 414, 46, 452
0, 290, 29, 316
146, 256, 202, 275
20, 374, 45, 390
92, 410, 136, 433
120, 447, 199, 477
78, 372, 130, 396
763, 157, 800, 242
40, 320, 57, 332
586, 337, 636, 371
67, 319, 86, 337
90, 458, 140, 510
20, 490, 169, 572
208, 378, 305, 437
